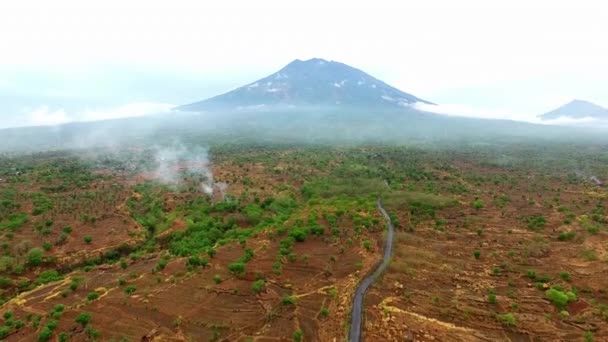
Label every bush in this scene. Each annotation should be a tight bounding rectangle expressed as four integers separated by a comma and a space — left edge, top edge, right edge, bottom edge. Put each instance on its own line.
320, 307, 329, 317
472, 198, 484, 209
289, 228, 308, 242
75, 313, 92, 326
83, 235, 93, 244
488, 292, 497, 304
497, 312, 516, 326
86, 291, 100, 301
558, 231, 575, 241
124, 285, 137, 295
473, 250, 481, 259
27, 248, 44, 267
362, 240, 372, 251
35, 270, 63, 285
282, 295, 296, 305
546, 288, 576, 309
526, 215, 546, 230
37, 327, 53, 341
0, 326, 9, 339
251, 279, 265, 294
213, 275, 223, 284
560, 272, 570, 281
293, 329, 303, 342
228, 262, 246, 275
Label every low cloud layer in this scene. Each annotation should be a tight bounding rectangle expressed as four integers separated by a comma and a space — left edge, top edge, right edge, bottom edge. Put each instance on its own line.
11, 102, 174, 128
413, 102, 604, 127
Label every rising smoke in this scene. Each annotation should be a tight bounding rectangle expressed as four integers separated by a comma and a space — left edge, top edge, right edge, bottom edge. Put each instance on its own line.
151, 142, 218, 195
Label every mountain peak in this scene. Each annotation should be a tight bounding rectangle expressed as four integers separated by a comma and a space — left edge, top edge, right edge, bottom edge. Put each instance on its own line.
178, 58, 432, 112
540, 99, 608, 120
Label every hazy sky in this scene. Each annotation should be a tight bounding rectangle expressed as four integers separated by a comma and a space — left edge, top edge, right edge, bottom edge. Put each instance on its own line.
1, 0, 607, 128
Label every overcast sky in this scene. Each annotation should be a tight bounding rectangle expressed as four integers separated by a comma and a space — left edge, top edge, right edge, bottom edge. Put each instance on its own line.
1, 0, 607, 128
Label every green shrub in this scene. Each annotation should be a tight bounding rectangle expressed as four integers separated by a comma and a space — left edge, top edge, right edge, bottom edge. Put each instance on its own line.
293, 329, 303, 342
83, 235, 92, 244
496, 312, 516, 326
526, 215, 547, 230
37, 327, 53, 341
27, 248, 44, 267
228, 262, 246, 275
75, 313, 92, 326
282, 295, 296, 305
86, 292, 99, 301
124, 285, 137, 295
488, 292, 497, 304
35, 270, 63, 285
0, 326, 9, 339
251, 279, 265, 294
558, 231, 575, 241
473, 250, 481, 259
545, 288, 576, 309
213, 275, 222, 284
289, 228, 308, 242
472, 198, 484, 209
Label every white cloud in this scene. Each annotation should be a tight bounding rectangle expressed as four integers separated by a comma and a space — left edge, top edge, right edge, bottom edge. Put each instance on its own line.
413, 102, 537, 123
413, 102, 607, 127
14, 102, 174, 128
81, 102, 174, 121
28, 106, 69, 126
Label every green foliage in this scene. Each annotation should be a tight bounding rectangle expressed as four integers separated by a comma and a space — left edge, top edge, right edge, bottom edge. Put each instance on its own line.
228, 262, 246, 275
282, 295, 296, 305
83, 235, 93, 244
251, 279, 265, 294
27, 247, 44, 267
472, 198, 484, 209
0, 212, 29, 231
75, 313, 92, 326
213, 275, 222, 284
288, 228, 308, 242
526, 215, 547, 230
497, 312, 516, 326
35, 270, 63, 285
473, 250, 481, 260
37, 326, 53, 341
545, 288, 577, 309
488, 291, 497, 304
293, 329, 303, 342
362, 240, 372, 251
558, 231, 575, 241
124, 285, 137, 295
86, 291, 100, 301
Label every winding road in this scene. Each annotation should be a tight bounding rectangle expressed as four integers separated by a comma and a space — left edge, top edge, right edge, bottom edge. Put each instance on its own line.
348, 199, 395, 341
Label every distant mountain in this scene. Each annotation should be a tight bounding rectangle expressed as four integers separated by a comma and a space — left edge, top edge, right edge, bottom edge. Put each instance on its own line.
177, 58, 432, 112
540, 100, 608, 120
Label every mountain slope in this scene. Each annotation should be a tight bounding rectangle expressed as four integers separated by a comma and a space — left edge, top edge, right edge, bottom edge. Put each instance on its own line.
540, 100, 608, 120
177, 58, 432, 112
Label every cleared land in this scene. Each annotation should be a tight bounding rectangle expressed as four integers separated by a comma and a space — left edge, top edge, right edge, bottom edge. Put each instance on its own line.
0, 144, 607, 341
